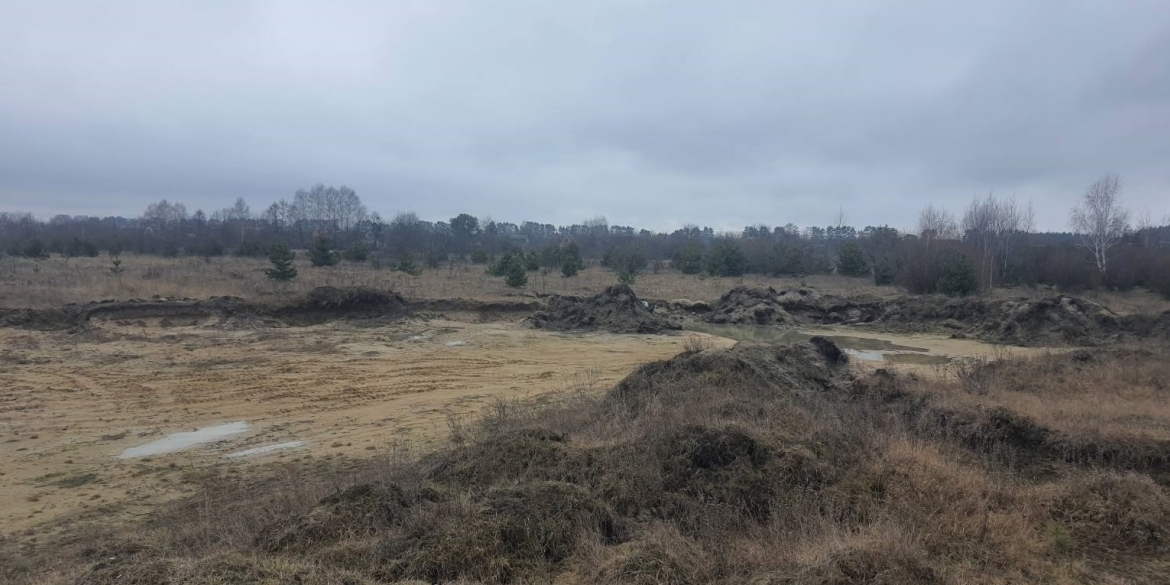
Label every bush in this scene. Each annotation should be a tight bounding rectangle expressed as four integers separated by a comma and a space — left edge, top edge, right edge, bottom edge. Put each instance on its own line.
936, 254, 979, 297
602, 245, 647, 274
470, 249, 489, 264
265, 242, 297, 281
234, 239, 268, 258
195, 240, 225, 260
341, 242, 369, 262
1149, 256, 1170, 299
836, 241, 869, 277
873, 258, 897, 286
64, 238, 100, 258
309, 236, 337, 267
706, 238, 745, 277
490, 250, 522, 276
394, 254, 422, 276
673, 240, 704, 274
768, 245, 804, 276
20, 239, 49, 259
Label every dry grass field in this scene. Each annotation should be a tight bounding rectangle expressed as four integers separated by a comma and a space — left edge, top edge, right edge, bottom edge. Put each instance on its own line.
2, 254, 1169, 584
4, 333, 1167, 584
6, 253, 1167, 313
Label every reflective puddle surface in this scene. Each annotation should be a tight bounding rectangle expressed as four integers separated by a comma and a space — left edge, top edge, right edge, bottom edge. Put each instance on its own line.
117, 421, 250, 459
226, 440, 305, 458
683, 324, 951, 365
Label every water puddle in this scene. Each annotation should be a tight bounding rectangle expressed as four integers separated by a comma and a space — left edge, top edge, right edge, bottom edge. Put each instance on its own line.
226, 440, 305, 458
117, 421, 250, 459
684, 324, 950, 365
445, 340, 467, 347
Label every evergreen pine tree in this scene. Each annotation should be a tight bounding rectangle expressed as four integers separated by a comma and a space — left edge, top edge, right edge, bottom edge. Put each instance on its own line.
835, 241, 869, 277
936, 254, 978, 297
503, 255, 528, 288
560, 241, 584, 277
672, 240, 704, 274
265, 242, 298, 281
309, 236, 337, 267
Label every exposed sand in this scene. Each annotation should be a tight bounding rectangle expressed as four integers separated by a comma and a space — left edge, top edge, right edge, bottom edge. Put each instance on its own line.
0, 318, 720, 537
0, 316, 1034, 539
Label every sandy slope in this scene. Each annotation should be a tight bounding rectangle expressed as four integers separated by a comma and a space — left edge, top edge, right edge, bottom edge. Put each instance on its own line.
0, 318, 713, 537
0, 316, 1033, 539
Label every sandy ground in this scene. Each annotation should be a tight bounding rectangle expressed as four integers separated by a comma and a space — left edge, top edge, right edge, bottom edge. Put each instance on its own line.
0, 318, 716, 538
0, 317, 1032, 540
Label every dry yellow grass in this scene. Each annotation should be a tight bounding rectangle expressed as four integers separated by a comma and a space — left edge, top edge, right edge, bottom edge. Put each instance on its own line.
925, 347, 1170, 442
0, 254, 892, 308
6, 253, 1167, 314
6, 340, 1170, 583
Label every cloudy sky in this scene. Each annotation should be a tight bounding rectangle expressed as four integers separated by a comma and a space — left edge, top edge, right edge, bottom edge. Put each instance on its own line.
1, 1, 1168, 232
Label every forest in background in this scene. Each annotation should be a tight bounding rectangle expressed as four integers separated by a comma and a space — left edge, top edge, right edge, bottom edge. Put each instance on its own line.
3, 176, 1169, 297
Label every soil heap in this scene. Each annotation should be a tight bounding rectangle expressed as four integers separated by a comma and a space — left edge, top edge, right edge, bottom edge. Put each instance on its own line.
531, 284, 678, 334
706, 286, 799, 325
0, 286, 408, 331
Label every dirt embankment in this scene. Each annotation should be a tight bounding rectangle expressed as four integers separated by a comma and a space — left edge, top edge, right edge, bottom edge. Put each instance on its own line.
661, 285, 1144, 346
813, 293, 1126, 346
410, 297, 546, 321
0, 286, 408, 331
532, 284, 679, 334
48, 340, 1170, 584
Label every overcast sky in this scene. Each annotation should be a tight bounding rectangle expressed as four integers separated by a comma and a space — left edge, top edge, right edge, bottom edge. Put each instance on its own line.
1, 1, 1168, 232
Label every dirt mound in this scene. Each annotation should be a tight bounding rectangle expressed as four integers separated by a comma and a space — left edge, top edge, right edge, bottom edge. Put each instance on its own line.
1049, 472, 1170, 554
809, 336, 848, 365
971, 295, 1122, 345
77, 552, 378, 585
809, 293, 1128, 346
256, 483, 421, 553
387, 480, 620, 583
426, 428, 582, 487
607, 340, 847, 413
658, 426, 776, 519
275, 286, 407, 325
531, 284, 678, 333
1120, 310, 1170, 343
0, 286, 409, 331
707, 286, 798, 325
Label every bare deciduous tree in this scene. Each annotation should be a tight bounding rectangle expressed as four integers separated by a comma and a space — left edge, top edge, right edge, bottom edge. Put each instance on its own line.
961, 193, 1034, 289
918, 204, 959, 243
1070, 173, 1129, 274
833, 205, 848, 228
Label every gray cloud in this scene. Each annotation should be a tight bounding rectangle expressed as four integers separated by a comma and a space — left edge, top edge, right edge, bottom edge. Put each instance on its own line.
1, 0, 1168, 231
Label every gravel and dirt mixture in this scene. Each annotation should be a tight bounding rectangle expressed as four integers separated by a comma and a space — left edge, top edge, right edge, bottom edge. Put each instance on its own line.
532, 284, 679, 334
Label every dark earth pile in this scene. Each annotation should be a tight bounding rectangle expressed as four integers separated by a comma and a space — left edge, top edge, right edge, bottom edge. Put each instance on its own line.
0, 286, 407, 331
273, 286, 407, 325
532, 284, 678, 334
686, 287, 1137, 346
48, 341, 1170, 584
706, 286, 799, 325
812, 294, 1124, 346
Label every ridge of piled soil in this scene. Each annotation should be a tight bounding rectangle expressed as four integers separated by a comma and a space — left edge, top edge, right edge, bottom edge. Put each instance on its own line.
531, 283, 679, 334
46, 340, 1170, 585
0, 286, 408, 331
662, 285, 1142, 346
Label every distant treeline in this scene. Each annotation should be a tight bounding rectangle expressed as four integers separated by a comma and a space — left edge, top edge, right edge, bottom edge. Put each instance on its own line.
2, 182, 1168, 297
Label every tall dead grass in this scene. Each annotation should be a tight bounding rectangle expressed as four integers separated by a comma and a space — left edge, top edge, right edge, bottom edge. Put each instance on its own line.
0, 254, 896, 308
7, 342, 1170, 584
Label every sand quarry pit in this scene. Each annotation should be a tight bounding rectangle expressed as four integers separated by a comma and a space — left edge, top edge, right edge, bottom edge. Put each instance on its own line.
0, 316, 711, 537
0, 281, 1083, 543
0, 302, 1053, 540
